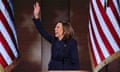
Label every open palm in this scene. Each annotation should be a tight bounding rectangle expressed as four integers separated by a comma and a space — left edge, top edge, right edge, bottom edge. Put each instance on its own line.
33, 2, 40, 18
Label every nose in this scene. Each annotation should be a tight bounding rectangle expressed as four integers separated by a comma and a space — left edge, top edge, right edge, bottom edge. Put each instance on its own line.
55, 26, 57, 31
54, 28, 57, 33
54, 27, 56, 31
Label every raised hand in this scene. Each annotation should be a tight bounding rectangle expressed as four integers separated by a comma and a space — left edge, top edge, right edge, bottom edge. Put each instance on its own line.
33, 2, 40, 19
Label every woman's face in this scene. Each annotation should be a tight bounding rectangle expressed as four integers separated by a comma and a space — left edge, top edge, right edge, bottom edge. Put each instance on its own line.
54, 22, 64, 39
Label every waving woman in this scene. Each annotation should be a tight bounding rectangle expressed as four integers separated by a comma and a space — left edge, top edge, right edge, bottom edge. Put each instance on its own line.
33, 2, 80, 70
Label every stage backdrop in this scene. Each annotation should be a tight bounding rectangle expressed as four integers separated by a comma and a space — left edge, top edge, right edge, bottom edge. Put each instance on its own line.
11, 0, 120, 72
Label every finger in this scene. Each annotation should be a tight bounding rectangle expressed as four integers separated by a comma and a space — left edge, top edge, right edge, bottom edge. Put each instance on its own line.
33, 1, 38, 6
33, 0, 39, 4
34, 2, 38, 8
36, 2, 40, 7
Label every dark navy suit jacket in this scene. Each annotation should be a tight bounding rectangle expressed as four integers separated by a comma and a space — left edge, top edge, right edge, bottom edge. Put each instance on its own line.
33, 18, 80, 70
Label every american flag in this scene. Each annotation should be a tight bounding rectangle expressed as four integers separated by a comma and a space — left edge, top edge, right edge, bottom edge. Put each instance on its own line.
89, 0, 120, 72
0, 0, 19, 71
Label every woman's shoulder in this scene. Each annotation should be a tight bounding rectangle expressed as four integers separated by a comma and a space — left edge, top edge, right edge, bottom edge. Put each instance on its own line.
67, 38, 77, 45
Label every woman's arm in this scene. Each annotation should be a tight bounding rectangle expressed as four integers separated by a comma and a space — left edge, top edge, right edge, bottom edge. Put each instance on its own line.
33, 2, 54, 43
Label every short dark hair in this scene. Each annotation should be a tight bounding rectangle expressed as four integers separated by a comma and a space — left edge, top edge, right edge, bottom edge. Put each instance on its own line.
57, 21, 75, 40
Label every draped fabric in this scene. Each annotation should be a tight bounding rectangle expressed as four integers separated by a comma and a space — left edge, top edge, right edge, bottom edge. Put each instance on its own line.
89, 0, 120, 72
0, 0, 19, 71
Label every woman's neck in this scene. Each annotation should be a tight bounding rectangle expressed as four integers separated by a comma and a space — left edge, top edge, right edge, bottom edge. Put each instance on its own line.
58, 35, 64, 41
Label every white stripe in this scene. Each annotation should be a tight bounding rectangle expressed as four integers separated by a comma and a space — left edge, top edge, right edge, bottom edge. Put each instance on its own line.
100, 0, 105, 7
7, 0, 14, 16
0, 1, 18, 45
106, 8, 120, 52
0, 43, 12, 65
113, 0, 120, 16
107, 8, 120, 37
93, 0, 120, 53
90, 2, 110, 58
0, 21, 18, 58
89, 22, 101, 64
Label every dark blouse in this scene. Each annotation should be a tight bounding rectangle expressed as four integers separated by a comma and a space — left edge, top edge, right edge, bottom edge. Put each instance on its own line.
33, 18, 80, 70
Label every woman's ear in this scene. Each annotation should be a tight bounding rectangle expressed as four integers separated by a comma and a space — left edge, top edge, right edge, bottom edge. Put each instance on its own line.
63, 32, 65, 35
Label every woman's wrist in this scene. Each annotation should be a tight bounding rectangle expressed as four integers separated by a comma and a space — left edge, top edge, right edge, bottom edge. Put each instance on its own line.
34, 15, 39, 19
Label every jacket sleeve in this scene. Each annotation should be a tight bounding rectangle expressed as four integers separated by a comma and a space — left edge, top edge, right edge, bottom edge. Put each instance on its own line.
70, 40, 80, 70
32, 18, 54, 43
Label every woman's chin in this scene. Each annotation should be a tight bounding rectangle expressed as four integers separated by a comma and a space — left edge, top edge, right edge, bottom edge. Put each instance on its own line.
55, 35, 58, 38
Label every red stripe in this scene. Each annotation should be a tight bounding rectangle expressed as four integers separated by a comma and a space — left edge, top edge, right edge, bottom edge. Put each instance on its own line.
89, 17, 105, 61
0, 10, 17, 50
91, 1, 115, 55
0, 32, 15, 60
2, 0, 14, 21
96, 0, 120, 49
0, 53, 8, 68
89, 33, 97, 67
109, 0, 120, 27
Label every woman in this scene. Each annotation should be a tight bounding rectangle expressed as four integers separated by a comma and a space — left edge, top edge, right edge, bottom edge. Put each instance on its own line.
33, 2, 80, 70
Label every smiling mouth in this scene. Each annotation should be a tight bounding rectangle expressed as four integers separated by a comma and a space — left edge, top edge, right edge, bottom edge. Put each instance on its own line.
55, 31, 58, 34
55, 32, 58, 35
